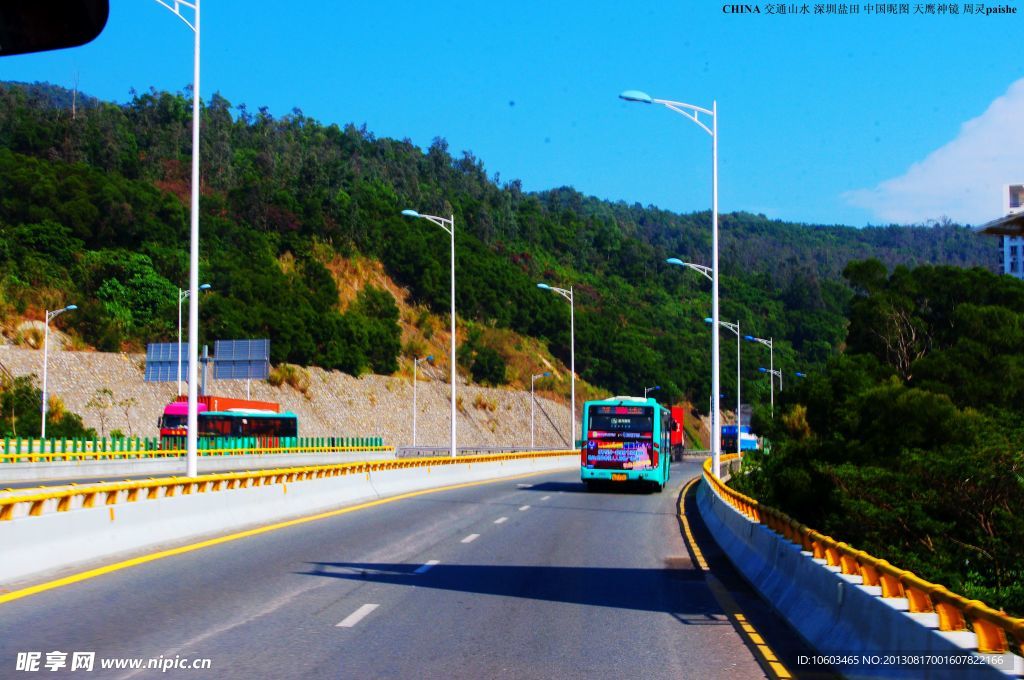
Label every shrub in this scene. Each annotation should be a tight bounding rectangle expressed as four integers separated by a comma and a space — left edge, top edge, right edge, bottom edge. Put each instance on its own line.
471, 346, 507, 386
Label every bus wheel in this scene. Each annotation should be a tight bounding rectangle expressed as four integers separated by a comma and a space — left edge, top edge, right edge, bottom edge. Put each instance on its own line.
653, 482, 664, 493
584, 480, 594, 492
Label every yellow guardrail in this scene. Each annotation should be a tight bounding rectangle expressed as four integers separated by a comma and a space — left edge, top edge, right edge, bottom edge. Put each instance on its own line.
703, 456, 1024, 657
0, 450, 575, 522
0, 446, 394, 464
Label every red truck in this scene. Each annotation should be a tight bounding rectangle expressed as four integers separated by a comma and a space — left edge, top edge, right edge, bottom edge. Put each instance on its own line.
670, 406, 685, 460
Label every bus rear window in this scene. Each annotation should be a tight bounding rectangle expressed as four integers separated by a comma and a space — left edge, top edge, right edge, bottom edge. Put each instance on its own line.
588, 405, 653, 433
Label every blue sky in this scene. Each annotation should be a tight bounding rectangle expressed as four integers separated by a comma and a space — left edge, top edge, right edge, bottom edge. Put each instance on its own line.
3, 1, 1022, 226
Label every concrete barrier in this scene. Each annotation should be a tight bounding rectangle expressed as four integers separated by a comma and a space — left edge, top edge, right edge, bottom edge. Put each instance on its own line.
1, 454, 576, 586
696, 479, 1024, 679
0, 449, 396, 485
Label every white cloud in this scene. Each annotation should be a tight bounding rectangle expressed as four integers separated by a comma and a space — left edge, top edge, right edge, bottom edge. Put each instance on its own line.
843, 78, 1024, 225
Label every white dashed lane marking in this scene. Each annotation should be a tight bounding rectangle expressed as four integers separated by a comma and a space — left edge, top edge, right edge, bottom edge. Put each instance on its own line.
336, 604, 379, 628
414, 560, 440, 574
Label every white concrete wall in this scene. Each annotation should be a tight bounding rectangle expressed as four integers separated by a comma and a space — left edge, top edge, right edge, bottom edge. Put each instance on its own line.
696, 480, 1024, 679
0, 449, 396, 484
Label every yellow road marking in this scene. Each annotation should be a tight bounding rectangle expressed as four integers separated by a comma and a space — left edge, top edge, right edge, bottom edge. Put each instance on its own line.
679, 476, 793, 680
0, 469, 557, 606
678, 478, 709, 570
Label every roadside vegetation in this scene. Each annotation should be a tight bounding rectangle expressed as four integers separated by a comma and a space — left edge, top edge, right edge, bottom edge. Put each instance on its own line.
734, 262, 1024, 616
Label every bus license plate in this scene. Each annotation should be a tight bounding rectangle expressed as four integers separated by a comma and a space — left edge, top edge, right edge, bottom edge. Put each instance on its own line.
611, 473, 627, 481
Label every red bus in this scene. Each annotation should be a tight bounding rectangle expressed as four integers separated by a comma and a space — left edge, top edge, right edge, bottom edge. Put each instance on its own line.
158, 395, 295, 448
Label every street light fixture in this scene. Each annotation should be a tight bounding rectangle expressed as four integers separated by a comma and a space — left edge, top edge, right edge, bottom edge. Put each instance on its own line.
403, 209, 457, 459
644, 385, 661, 399
154, 0, 202, 478
531, 371, 551, 448
625, 88, 721, 478
706, 317, 742, 457
537, 282, 576, 447
412, 355, 433, 447
795, 372, 807, 379
746, 335, 775, 416
41, 305, 77, 442
759, 367, 783, 400
665, 258, 712, 281
177, 283, 211, 396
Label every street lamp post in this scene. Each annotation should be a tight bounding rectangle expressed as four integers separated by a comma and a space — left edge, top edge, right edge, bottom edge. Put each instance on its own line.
177, 283, 211, 396
154, 0, 202, 478
707, 318, 741, 457
41, 305, 77, 442
644, 385, 661, 400
746, 335, 775, 416
402, 210, 457, 459
623, 88, 720, 478
531, 371, 551, 448
537, 283, 576, 447
412, 355, 433, 447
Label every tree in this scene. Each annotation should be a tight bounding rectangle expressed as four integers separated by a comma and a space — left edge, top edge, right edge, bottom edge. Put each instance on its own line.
85, 387, 114, 438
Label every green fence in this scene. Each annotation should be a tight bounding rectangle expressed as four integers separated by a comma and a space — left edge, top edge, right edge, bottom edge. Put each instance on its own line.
158, 436, 385, 451
1, 435, 387, 458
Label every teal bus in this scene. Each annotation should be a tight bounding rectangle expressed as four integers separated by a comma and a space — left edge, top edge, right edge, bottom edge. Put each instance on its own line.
580, 396, 673, 492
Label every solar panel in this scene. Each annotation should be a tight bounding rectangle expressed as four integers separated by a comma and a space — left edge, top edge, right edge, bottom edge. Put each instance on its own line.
145, 342, 189, 382
213, 339, 270, 380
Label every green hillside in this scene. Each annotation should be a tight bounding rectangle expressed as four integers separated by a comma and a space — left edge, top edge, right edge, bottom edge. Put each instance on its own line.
0, 82, 998, 410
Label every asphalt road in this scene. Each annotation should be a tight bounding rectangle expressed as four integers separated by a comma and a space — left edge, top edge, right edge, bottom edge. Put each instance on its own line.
0, 462, 817, 679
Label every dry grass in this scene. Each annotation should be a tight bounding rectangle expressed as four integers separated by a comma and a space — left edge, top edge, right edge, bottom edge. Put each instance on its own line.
268, 363, 311, 395
14, 326, 44, 349
472, 393, 497, 412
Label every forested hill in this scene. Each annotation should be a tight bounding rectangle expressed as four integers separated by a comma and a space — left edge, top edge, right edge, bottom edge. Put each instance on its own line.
536, 190, 994, 281
0, 81, 998, 405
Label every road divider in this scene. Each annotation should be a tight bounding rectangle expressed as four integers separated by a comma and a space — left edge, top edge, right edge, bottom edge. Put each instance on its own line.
0, 451, 575, 585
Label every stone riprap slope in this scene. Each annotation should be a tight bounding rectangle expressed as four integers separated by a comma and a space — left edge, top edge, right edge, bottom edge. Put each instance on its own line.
0, 346, 574, 449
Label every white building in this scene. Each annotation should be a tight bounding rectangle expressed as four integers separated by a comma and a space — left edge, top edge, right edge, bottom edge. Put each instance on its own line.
999, 184, 1024, 279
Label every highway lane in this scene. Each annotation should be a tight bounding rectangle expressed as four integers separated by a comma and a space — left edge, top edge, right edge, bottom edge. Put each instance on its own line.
0, 462, 812, 679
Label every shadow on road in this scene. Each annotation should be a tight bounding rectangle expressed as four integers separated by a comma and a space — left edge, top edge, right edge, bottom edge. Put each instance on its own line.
298, 562, 722, 619
518, 480, 658, 495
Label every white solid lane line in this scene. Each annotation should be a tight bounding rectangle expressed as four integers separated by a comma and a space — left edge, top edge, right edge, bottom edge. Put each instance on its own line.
494, 517, 508, 524
461, 534, 480, 543
518, 505, 530, 511
414, 560, 440, 574
336, 604, 379, 628
541, 495, 551, 501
